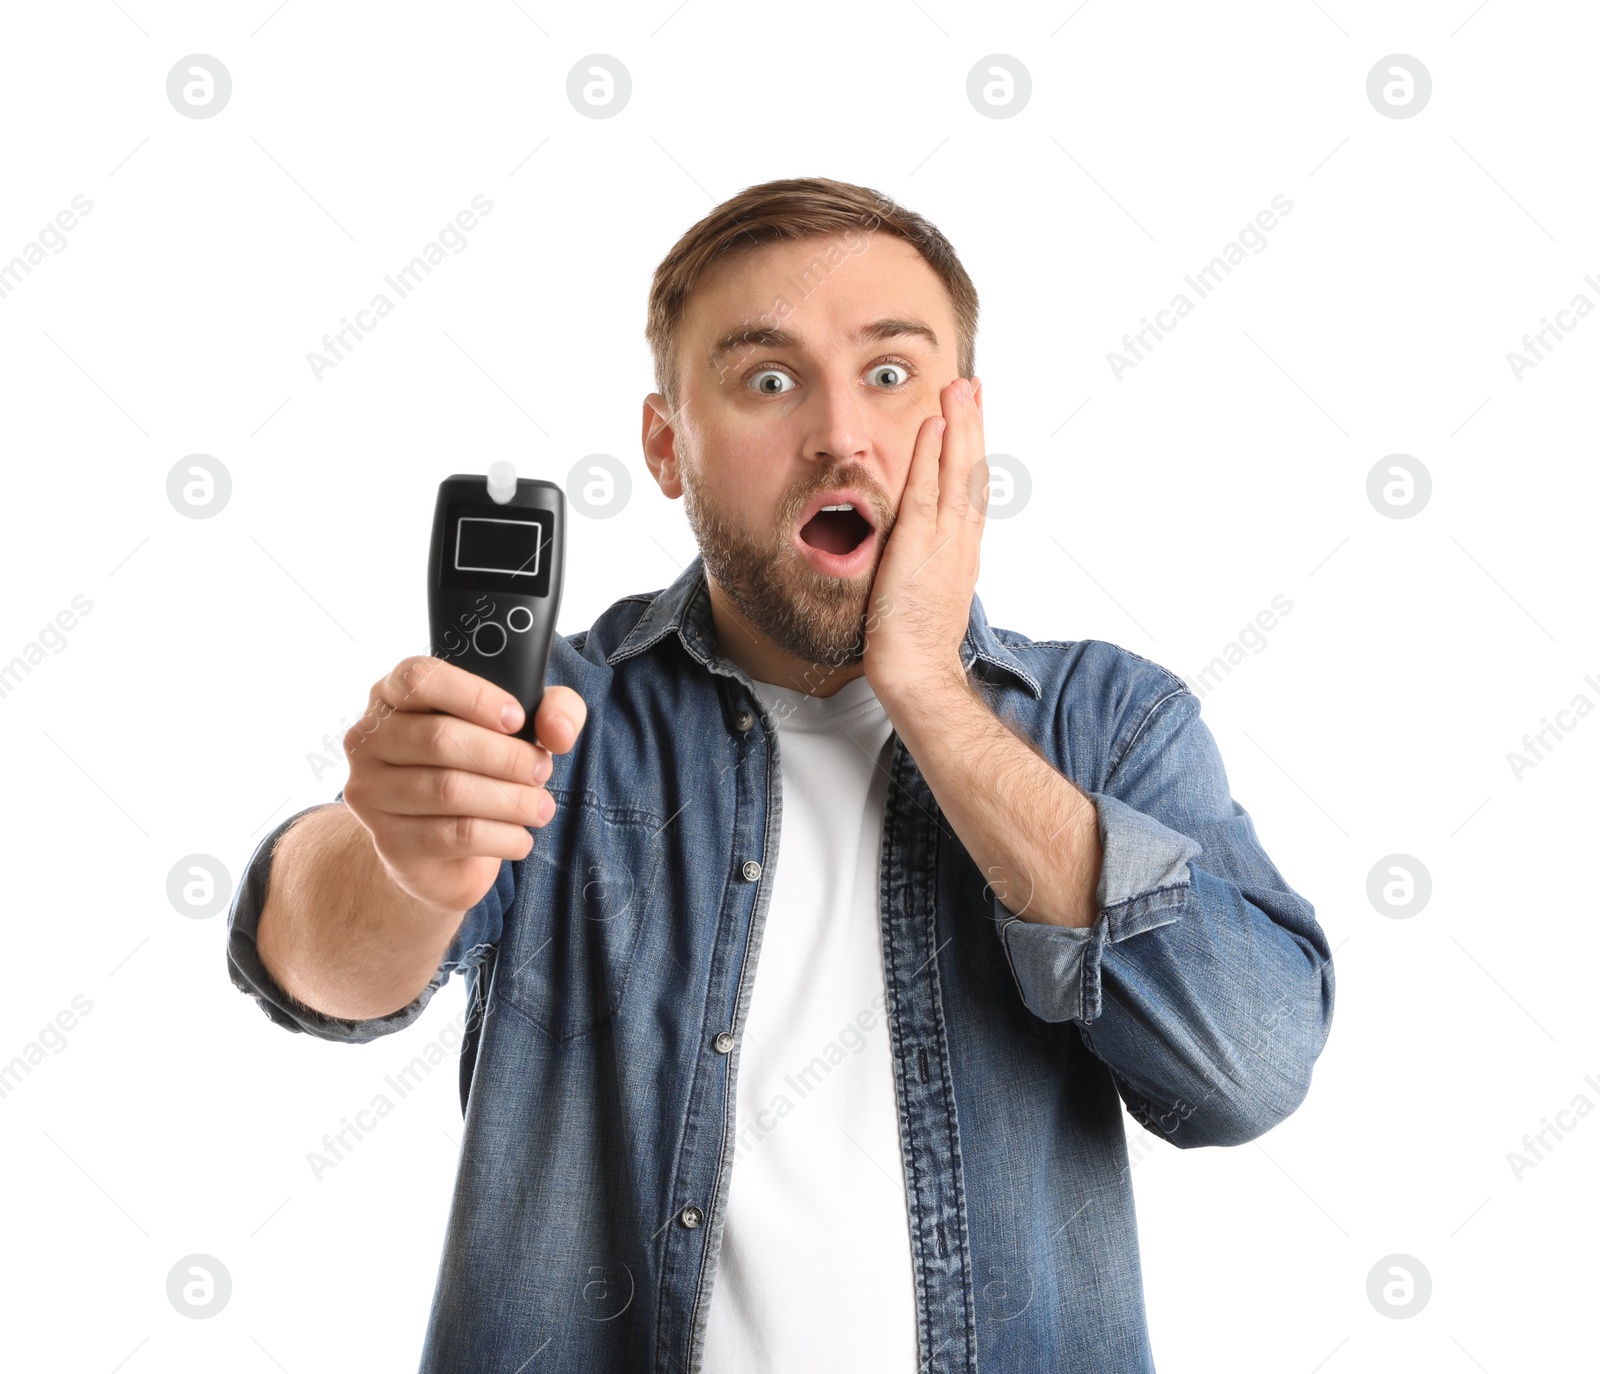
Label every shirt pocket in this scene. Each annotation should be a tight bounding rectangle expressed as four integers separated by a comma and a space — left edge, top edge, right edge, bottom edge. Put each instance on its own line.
494, 787, 668, 1044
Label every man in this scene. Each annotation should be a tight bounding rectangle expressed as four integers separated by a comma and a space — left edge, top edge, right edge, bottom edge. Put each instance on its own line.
228, 176, 1335, 1373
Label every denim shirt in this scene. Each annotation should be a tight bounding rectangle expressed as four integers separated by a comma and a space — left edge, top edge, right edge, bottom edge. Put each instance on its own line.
226, 553, 1334, 1374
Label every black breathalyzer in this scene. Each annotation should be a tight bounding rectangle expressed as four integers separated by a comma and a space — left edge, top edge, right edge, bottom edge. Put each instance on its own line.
427, 463, 565, 744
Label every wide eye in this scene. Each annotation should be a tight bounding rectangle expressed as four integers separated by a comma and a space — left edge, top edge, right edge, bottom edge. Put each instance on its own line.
746, 368, 795, 396
868, 361, 911, 388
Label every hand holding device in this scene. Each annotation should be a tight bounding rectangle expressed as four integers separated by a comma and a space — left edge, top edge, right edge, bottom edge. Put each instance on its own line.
340, 657, 588, 916
335, 462, 582, 917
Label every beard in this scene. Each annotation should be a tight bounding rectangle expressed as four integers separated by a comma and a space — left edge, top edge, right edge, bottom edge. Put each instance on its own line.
680, 456, 891, 671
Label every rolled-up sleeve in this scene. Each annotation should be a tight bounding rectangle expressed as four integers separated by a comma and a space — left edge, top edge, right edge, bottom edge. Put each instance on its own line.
997, 791, 1202, 1024
225, 790, 512, 1044
992, 686, 1335, 1147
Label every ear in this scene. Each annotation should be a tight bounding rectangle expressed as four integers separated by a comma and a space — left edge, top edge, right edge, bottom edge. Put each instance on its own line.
641, 393, 684, 499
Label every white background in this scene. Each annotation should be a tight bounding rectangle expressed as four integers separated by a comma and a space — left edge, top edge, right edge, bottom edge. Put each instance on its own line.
1, 2, 1595, 1370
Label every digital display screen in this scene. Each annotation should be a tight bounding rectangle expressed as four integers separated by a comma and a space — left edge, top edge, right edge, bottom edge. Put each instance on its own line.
456, 516, 542, 577
438, 502, 554, 598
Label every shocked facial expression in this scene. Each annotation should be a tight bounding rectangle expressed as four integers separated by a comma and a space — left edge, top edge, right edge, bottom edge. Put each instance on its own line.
644, 231, 964, 673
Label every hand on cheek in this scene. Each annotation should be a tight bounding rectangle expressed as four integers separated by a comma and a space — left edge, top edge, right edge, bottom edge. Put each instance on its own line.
864, 375, 987, 706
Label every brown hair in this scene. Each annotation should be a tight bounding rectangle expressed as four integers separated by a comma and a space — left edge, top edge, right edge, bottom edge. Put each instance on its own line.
645, 176, 979, 411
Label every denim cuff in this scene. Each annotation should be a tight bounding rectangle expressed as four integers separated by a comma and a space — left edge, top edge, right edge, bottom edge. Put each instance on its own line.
226, 801, 444, 1043
994, 791, 1202, 1024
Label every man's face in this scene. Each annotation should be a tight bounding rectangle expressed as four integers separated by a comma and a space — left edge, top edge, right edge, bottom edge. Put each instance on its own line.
642, 232, 964, 677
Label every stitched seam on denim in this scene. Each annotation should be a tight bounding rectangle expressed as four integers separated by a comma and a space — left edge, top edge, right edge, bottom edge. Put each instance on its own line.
543, 784, 665, 829
495, 959, 656, 1050
993, 630, 1188, 688
600, 596, 666, 668
1107, 643, 1190, 694
965, 639, 1042, 697
1105, 684, 1193, 784
1102, 881, 1192, 916
1079, 928, 1095, 1021
997, 635, 1072, 650
979, 630, 1194, 696
925, 822, 979, 1371
880, 742, 936, 1365
490, 984, 563, 1040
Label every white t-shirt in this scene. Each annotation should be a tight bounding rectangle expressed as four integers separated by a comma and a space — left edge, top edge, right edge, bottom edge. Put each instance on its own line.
701, 671, 920, 1372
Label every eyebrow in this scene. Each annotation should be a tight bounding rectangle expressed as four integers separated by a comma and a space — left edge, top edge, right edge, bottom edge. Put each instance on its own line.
707, 316, 941, 369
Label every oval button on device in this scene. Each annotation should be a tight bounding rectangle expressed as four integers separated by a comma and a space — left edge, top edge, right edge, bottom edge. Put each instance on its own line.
741, 860, 761, 881
713, 1031, 734, 1054
472, 620, 508, 657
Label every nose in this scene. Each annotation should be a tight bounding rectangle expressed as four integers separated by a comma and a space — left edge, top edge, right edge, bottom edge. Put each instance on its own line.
801, 371, 871, 468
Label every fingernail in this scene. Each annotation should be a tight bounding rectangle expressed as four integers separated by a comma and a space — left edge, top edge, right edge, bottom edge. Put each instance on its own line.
501, 702, 524, 731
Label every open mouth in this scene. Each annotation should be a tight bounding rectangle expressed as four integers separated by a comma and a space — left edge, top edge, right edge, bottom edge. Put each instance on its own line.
798, 502, 874, 556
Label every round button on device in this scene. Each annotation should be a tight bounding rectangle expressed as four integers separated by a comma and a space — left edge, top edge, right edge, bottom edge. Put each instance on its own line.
735, 710, 754, 732
741, 860, 762, 882
472, 620, 508, 658
679, 1205, 704, 1229
713, 1032, 735, 1054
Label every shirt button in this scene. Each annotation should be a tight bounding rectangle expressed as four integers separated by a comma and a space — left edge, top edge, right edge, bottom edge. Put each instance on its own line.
735, 710, 755, 732
741, 859, 762, 881
713, 1031, 735, 1054
679, 1205, 704, 1228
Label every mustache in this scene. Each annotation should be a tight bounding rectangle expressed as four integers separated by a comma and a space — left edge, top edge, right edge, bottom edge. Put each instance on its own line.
785, 472, 891, 528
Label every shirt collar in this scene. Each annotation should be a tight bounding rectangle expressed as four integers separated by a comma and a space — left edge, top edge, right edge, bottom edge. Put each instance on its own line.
605, 552, 1042, 699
